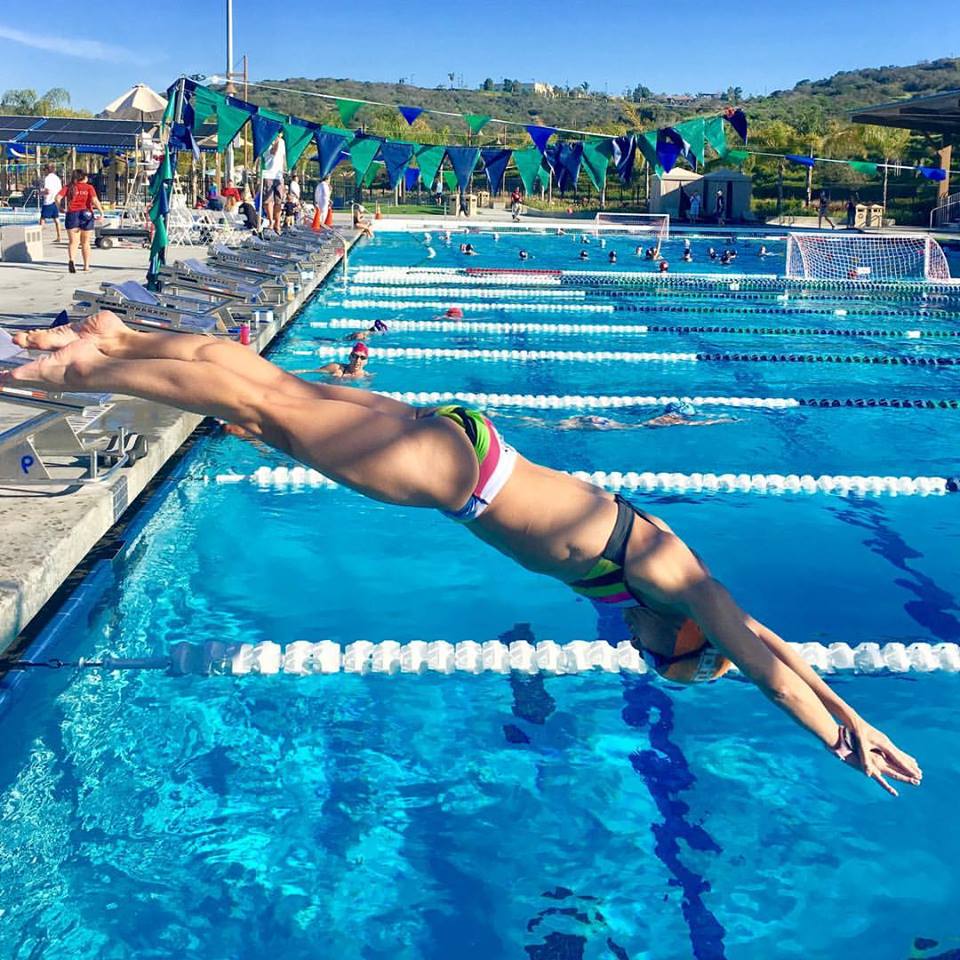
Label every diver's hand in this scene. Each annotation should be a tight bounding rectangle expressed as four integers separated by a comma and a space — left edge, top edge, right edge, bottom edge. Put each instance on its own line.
835, 721, 922, 796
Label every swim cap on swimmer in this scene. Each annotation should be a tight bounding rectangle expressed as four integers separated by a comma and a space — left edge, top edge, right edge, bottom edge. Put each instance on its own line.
664, 400, 696, 417
446, 307, 464, 319
350, 341, 369, 356
640, 621, 733, 685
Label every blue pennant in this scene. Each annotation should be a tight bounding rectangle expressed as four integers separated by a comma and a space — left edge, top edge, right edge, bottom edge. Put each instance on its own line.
314, 131, 349, 178
481, 148, 511, 195
404, 167, 421, 190
785, 154, 815, 168
918, 165, 947, 181
556, 142, 584, 191
612, 135, 636, 183
724, 108, 748, 142
379, 141, 415, 188
446, 145, 481, 190
526, 124, 557, 153
656, 129, 685, 174
398, 105, 423, 125
250, 114, 283, 159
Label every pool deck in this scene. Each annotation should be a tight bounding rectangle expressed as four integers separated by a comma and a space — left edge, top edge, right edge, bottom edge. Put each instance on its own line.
0, 224, 361, 656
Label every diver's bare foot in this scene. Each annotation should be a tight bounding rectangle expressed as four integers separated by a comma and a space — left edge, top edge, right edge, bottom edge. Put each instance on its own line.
5, 339, 105, 390
12, 325, 79, 351
12, 311, 131, 354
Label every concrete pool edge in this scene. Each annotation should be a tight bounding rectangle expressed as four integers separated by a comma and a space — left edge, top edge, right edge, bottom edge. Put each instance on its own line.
0, 229, 363, 656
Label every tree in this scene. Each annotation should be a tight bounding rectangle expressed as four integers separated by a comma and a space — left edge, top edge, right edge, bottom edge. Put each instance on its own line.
861, 125, 911, 210
502, 79, 514, 93
482, 78, 494, 92
630, 84, 652, 102
1, 87, 74, 116
580, 81, 590, 94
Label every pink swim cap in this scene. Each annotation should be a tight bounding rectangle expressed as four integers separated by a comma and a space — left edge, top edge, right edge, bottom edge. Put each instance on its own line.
446, 307, 464, 319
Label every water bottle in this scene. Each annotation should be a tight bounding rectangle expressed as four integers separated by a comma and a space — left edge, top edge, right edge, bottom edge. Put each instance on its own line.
239, 321, 251, 346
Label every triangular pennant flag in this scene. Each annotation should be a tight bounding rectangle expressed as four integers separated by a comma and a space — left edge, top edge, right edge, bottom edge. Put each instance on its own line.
724, 108, 748, 142
555, 142, 584, 192
217, 103, 252, 152
636, 132, 661, 176
191, 86, 223, 131
513, 147, 545, 194
656, 128, 685, 174
160, 92, 175, 130
446, 145, 481, 190
379, 140, 415, 188
283, 122, 315, 168
481, 148, 511, 194
416, 145, 446, 192
150, 150, 173, 197
526, 125, 557, 153
349, 137, 381, 181
404, 166, 421, 190
785, 154, 815, 168
704, 116, 728, 158
918, 165, 947, 181
321, 124, 355, 139
442, 169, 458, 191
849, 160, 878, 176
465, 114, 491, 135
250, 114, 283, 159
398, 105, 423, 126
581, 142, 610, 192
675, 118, 705, 166
612, 135, 637, 182
363, 161, 382, 187
315, 131, 350, 178
726, 149, 749, 164
336, 99, 363, 126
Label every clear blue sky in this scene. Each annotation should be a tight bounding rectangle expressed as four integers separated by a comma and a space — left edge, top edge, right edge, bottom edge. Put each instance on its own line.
1, 0, 958, 114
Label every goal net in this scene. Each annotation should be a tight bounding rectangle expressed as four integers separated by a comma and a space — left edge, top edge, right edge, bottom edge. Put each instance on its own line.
785, 233, 951, 282
594, 212, 670, 241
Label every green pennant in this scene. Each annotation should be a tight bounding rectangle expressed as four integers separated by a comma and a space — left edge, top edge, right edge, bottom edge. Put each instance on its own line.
191, 86, 223, 131
675, 118, 705, 165
704, 116, 728, 158
464, 114, 491, 135
416, 145, 446, 191
336, 99, 363, 126
849, 160, 879, 176
594, 138, 616, 159
513, 147, 545, 194
726, 149, 749, 164
442, 169, 458, 191
637, 131, 662, 176
362, 161, 381, 187
582, 142, 610, 192
321, 124, 355, 139
282, 123, 315, 168
349, 138, 381, 180
217, 103, 251, 152
160, 93, 175, 131
536, 164, 551, 190
258, 107, 286, 124
150, 149, 173, 197
149, 211, 168, 250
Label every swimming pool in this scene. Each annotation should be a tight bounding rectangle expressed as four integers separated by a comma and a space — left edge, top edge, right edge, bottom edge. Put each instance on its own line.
1, 229, 959, 960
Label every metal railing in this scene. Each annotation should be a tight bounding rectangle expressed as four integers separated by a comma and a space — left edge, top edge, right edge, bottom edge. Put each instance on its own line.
930, 191, 960, 228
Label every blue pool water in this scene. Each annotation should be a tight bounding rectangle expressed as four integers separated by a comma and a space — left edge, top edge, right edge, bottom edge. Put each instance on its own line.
1, 231, 959, 960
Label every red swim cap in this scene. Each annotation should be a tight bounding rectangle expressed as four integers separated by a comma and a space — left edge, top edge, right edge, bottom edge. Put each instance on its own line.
446, 307, 464, 318
350, 341, 369, 356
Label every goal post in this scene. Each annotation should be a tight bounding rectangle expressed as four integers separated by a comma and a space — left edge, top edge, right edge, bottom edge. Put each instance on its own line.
593, 212, 670, 242
785, 233, 952, 282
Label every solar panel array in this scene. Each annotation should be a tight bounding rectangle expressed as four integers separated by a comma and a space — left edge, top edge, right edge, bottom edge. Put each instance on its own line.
0, 116, 151, 149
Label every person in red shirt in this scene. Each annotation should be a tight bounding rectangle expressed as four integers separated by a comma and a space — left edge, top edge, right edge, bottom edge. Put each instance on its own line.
58, 170, 104, 273
221, 179, 242, 212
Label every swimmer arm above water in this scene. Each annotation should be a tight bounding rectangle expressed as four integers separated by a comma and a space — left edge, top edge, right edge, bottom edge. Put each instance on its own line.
625, 533, 920, 795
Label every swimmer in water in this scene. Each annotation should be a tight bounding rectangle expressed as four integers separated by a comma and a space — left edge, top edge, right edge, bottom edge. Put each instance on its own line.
658, 259, 669, 273
520, 403, 736, 430
579, 249, 589, 261
6, 310, 923, 797
519, 249, 529, 261
608, 250, 617, 264
345, 319, 389, 342
682, 249, 693, 263
291, 340, 372, 379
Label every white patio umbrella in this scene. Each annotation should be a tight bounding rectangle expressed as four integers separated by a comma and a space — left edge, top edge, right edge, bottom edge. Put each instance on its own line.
101, 84, 168, 122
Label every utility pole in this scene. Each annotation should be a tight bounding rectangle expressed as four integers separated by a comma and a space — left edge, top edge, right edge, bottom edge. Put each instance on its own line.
224, 0, 235, 184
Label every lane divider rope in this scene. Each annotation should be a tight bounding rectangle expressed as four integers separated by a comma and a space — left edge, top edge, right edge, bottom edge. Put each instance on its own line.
337, 299, 614, 314
314, 318, 960, 339
372, 390, 960, 411
213, 465, 960, 497
304, 346, 959, 366
345, 286, 587, 300
159, 639, 960, 675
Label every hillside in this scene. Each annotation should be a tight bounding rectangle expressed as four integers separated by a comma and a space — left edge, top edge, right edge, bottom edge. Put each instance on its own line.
241, 57, 960, 140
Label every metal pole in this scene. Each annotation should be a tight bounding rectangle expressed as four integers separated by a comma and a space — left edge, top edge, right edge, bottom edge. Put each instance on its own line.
224, 0, 235, 184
